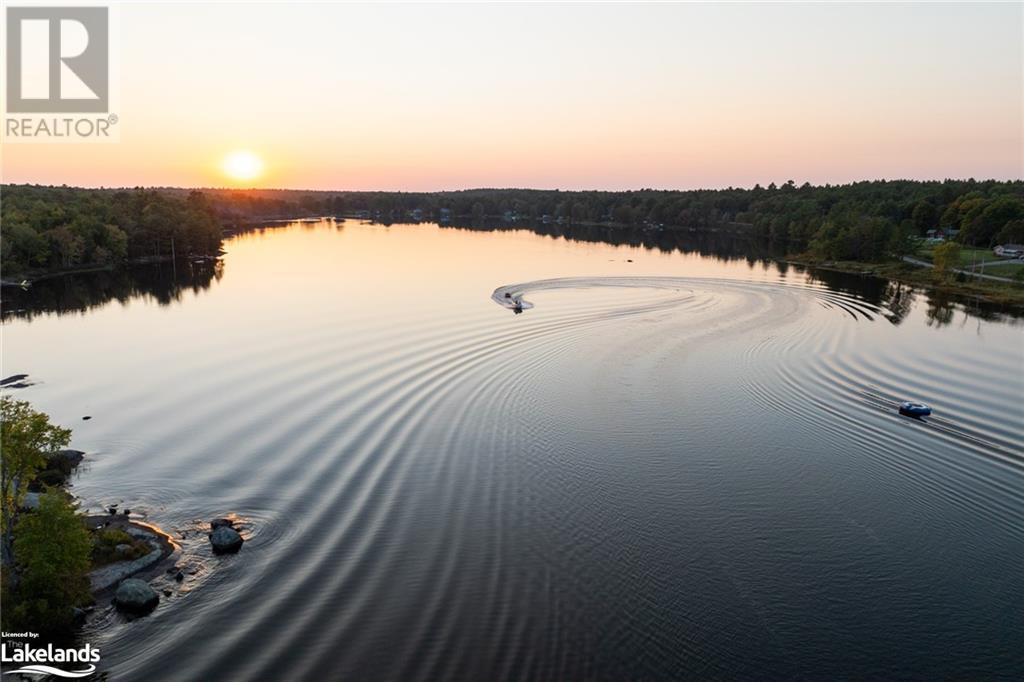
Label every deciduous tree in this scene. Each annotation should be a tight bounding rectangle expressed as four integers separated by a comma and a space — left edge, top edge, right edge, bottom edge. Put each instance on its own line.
0, 398, 71, 567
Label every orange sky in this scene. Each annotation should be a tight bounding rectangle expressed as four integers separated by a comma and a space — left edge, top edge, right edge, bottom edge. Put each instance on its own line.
2, 2, 1021, 191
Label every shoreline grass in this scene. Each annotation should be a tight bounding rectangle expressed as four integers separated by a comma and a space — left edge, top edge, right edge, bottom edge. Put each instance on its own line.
785, 254, 1024, 308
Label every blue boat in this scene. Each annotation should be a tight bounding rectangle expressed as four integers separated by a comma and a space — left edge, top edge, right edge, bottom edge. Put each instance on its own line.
899, 401, 932, 417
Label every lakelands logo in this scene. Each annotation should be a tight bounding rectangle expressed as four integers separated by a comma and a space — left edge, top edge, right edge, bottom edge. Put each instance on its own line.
3, 5, 119, 141
1, 642, 100, 678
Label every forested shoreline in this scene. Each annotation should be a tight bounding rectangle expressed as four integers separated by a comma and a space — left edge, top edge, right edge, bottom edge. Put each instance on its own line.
211, 179, 1024, 258
1, 187, 222, 276
3, 180, 1023, 276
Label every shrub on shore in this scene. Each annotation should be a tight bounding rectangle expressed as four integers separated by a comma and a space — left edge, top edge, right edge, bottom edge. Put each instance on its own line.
92, 527, 150, 566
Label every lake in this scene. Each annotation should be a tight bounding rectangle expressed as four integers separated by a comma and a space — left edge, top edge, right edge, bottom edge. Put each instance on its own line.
3, 220, 1023, 679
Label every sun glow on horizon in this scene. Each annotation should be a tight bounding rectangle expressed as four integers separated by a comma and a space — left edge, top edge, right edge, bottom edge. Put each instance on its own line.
1, 3, 1020, 190
222, 151, 264, 183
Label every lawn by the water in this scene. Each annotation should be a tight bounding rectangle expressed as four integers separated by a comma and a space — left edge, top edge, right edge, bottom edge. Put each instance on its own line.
916, 244, 1024, 278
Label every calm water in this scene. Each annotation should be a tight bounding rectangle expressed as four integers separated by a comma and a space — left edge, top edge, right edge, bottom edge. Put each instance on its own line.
3, 220, 1023, 680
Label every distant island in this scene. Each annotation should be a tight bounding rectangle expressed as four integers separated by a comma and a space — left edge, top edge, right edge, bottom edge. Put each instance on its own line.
3, 180, 1022, 303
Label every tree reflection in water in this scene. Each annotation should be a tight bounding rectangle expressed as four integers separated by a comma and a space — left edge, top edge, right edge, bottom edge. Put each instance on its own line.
1, 259, 223, 321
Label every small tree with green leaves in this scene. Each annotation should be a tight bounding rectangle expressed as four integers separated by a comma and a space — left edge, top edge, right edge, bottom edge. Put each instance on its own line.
932, 242, 961, 281
6, 492, 92, 634
1, 397, 72, 567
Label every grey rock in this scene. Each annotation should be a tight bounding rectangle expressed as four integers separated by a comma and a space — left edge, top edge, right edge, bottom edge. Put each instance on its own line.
47, 449, 85, 472
210, 525, 244, 554
115, 543, 133, 557
89, 548, 162, 592
113, 579, 159, 614
210, 518, 234, 530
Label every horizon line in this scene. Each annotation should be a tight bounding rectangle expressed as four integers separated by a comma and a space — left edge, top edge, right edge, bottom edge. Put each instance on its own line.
3, 176, 1023, 195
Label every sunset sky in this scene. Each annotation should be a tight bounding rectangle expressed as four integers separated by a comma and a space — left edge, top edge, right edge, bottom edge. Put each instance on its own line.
2, 2, 1021, 191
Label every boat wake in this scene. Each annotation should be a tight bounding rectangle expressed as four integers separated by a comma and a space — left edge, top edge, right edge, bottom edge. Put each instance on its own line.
491, 276, 895, 323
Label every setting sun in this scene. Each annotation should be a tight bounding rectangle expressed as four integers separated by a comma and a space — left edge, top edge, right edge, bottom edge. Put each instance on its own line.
222, 151, 264, 182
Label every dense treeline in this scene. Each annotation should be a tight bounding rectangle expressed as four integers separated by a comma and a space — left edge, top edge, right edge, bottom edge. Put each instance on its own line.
1, 186, 222, 275
200, 179, 1024, 262
4, 181, 1023, 274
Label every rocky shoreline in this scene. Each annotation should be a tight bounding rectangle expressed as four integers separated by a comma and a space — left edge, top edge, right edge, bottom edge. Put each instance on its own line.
17, 447, 245, 621
86, 515, 178, 593
84, 511, 248, 618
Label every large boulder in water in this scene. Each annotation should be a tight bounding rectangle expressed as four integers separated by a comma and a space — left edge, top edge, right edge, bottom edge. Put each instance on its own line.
28, 450, 86, 490
113, 579, 159, 614
210, 526, 244, 554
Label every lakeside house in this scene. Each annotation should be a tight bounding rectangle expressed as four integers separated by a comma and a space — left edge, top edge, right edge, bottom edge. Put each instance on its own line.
924, 227, 959, 244
994, 244, 1024, 258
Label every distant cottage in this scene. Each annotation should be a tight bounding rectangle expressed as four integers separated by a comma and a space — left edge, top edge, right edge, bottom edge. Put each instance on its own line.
994, 244, 1024, 258
925, 227, 959, 244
